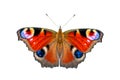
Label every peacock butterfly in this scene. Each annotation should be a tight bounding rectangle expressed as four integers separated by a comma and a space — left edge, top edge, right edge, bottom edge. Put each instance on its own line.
17, 26, 103, 68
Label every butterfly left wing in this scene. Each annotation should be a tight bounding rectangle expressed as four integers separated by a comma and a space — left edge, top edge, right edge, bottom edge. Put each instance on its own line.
60, 29, 103, 68
17, 27, 59, 67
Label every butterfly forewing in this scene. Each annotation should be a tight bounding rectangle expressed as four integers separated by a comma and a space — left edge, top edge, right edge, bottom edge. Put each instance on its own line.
63, 29, 103, 53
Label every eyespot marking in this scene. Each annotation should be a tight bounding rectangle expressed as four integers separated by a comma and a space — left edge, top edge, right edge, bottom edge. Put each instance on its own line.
35, 46, 49, 58
20, 28, 34, 39
36, 49, 45, 57
86, 29, 100, 40
74, 50, 83, 58
71, 46, 84, 59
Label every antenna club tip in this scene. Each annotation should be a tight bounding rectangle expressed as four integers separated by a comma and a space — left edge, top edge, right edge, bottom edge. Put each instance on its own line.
45, 13, 48, 16
73, 14, 76, 17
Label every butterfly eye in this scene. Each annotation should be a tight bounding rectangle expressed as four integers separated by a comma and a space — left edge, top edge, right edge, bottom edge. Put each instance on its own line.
20, 28, 34, 39
36, 49, 45, 57
86, 29, 100, 40
74, 50, 83, 58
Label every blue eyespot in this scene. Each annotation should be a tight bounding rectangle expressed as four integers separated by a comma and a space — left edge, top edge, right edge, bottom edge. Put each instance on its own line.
36, 49, 45, 57
74, 50, 83, 58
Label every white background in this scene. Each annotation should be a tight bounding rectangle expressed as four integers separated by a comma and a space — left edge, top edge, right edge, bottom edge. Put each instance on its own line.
0, 0, 120, 80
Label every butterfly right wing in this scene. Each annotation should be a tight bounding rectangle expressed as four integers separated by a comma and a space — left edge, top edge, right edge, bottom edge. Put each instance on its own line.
60, 28, 103, 68
17, 27, 59, 67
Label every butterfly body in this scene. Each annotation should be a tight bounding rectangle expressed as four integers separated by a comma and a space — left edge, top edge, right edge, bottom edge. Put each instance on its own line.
17, 27, 103, 68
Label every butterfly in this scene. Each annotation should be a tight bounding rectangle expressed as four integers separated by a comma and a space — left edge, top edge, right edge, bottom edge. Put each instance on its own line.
17, 26, 103, 68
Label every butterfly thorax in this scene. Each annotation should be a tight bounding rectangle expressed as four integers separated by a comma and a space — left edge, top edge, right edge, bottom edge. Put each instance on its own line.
57, 28, 63, 43
56, 27, 64, 55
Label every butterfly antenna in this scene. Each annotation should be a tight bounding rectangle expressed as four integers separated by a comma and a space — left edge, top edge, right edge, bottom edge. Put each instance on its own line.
45, 13, 58, 26
62, 14, 75, 26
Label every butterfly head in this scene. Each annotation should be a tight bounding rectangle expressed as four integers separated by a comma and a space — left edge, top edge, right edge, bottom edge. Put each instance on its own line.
58, 26, 62, 34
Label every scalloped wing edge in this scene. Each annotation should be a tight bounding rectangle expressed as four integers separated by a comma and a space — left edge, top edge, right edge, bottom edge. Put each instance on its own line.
17, 30, 35, 52
85, 31, 103, 53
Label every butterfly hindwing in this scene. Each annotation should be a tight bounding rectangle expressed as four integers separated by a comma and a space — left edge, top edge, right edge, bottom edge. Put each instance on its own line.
60, 41, 86, 68
34, 42, 59, 67
17, 27, 59, 67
